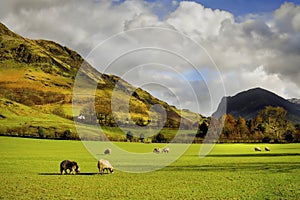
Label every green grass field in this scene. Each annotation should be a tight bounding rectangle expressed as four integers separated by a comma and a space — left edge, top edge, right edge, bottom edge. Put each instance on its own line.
0, 136, 299, 199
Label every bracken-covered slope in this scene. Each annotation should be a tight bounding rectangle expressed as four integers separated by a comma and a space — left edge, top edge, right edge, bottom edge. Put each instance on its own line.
0, 22, 203, 138
213, 87, 300, 123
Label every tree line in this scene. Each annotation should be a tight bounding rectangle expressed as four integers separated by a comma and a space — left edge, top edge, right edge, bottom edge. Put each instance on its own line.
77, 105, 300, 143
197, 106, 300, 143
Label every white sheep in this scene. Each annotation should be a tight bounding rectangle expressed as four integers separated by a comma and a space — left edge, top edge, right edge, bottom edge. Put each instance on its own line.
162, 147, 170, 153
97, 159, 114, 174
265, 147, 270, 151
254, 147, 261, 151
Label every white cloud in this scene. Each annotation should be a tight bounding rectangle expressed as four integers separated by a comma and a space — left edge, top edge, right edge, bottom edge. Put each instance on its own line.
166, 2, 234, 40
1, 0, 151, 55
221, 65, 300, 99
274, 2, 300, 33
172, 1, 178, 7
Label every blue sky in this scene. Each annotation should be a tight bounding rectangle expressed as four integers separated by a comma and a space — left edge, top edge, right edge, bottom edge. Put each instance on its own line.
192, 0, 300, 16
142, 0, 300, 19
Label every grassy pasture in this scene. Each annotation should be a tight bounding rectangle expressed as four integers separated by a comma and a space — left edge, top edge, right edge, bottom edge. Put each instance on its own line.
0, 136, 299, 199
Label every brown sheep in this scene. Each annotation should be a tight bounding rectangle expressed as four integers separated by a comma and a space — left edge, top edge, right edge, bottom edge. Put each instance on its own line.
60, 160, 80, 175
153, 147, 160, 153
104, 148, 111, 155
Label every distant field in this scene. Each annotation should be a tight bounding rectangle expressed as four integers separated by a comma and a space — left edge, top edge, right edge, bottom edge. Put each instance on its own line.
0, 98, 191, 141
0, 136, 300, 199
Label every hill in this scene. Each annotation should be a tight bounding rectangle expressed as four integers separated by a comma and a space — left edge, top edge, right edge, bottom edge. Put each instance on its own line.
213, 87, 300, 123
0, 22, 203, 139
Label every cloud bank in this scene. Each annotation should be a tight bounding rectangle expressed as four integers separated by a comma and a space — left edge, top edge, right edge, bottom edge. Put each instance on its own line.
1, 0, 299, 116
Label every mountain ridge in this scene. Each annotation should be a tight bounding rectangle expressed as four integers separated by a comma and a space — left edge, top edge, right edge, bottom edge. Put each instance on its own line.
288, 98, 300, 105
213, 87, 300, 123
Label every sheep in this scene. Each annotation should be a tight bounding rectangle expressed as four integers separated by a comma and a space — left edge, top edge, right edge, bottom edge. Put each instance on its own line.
162, 147, 170, 153
104, 148, 111, 155
254, 147, 261, 151
97, 159, 114, 174
265, 147, 270, 151
60, 160, 80, 175
153, 147, 160, 153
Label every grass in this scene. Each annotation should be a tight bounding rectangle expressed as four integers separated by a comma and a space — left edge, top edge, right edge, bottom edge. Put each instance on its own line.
0, 136, 299, 199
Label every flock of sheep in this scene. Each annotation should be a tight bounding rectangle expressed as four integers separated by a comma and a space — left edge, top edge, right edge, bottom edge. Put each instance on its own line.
255, 146, 270, 151
59, 158, 114, 175
153, 147, 170, 153
59, 147, 169, 175
60, 146, 270, 175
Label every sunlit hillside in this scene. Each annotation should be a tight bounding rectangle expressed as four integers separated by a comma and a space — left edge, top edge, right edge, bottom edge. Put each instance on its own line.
0, 22, 204, 139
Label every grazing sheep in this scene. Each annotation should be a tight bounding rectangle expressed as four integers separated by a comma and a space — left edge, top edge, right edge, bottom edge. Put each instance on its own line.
162, 147, 170, 153
60, 160, 80, 175
104, 148, 111, 155
153, 147, 160, 153
265, 147, 270, 151
254, 147, 261, 151
98, 159, 114, 174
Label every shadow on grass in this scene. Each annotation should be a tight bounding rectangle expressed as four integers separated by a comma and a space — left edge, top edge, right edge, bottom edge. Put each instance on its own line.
38, 172, 99, 176
205, 153, 300, 157
164, 162, 300, 173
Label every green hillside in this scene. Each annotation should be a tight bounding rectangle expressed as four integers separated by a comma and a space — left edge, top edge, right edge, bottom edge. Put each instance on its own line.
0, 22, 204, 140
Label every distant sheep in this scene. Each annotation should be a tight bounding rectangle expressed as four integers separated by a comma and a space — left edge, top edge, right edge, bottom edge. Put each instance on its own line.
265, 147, 270, 151
254, 147, 261, 151
98, 159, 114, 174
104, 148, 111, 155
153, 147, 160, 153
162, 147, 170, 153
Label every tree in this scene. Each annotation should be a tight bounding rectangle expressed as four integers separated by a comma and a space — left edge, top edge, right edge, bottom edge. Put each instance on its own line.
293, 124, 300, 142
236, 116, 250, 140
196, 121, 208, 138
139, 133, 145, 142
62, 129, 78, 140
153, 133, 166, 143
126, 131, 134, 142
284, 130, 294, 142
222, 114, 236, 139
248, 115, 264, 141
38, 126, 44, 138
63, 129, 73, 139
258, 106, 288, 142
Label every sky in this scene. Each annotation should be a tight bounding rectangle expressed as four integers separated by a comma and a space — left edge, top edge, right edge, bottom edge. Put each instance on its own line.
1, 0, 300, 116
